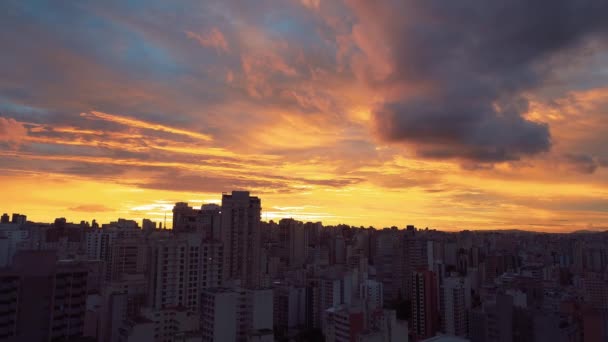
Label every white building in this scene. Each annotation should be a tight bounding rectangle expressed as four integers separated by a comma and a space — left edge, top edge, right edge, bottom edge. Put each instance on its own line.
149, 233, 223, 312
360, 279, 384, 310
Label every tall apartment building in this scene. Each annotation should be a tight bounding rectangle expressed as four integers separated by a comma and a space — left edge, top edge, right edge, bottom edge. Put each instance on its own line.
148, 234, 223, 313
221, 191, 262, 288
412, 269, 439, 341
441, 276, 471, 337
360, 279, 384, 310
199, 204, 221, 240
200, 287, 273, 342
0, 251, 88, 341
273, 283, 307, 334
201, 240, 224, 289
323, 305, 365, 342
173, 202, 199, 233
105, 238, 148, 282
99, 274, 148, 342
0, 226, 28, 268
0, 272, 18, 340
279, 218, 308, 267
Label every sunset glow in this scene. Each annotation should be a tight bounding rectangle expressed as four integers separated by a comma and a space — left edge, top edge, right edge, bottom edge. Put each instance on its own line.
1, 0, 607, 231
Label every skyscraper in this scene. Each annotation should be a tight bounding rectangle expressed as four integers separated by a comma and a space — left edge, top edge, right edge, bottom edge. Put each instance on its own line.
441, 276, 471, 337
221, 191, 262, 288
172, 202, 199, 233
412, 269, 439, 341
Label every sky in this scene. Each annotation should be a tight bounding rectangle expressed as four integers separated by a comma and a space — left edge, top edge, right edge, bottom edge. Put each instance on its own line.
1, 0, 608, 231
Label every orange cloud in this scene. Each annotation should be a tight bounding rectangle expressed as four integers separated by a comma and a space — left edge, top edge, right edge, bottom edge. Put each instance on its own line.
0, 117, 27, 146
185, 28, 229, 53
82, 111, 213, 142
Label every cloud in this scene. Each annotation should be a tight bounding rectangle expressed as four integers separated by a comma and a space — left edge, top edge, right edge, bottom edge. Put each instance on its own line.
0, 117, 28, 146
563, 153, 601, 174
82, 111, 213, 142
185, 28, 230, 53
346, 0, 608, 164
69, 204, 114, 212
300, 0, 321, 10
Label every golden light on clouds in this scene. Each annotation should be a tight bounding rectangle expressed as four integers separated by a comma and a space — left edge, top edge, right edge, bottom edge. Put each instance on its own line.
1, 0, 608, 232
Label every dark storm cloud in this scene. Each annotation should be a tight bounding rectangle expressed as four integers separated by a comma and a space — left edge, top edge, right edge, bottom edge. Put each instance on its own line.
357, 0, 608, 163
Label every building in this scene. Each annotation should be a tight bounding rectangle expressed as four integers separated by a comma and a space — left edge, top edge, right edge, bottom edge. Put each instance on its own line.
274, 283, 307, 335
221, 191, 262, 288
142, 219, 156, 233
105, 238, 148, 282
360, 279, 384, 310
323, 305, 365, 342
279, 218, 308, 267
119, 307, 200, 342
0, 226, 28, 267
1, 250, 88, 341
441, 276, 471, 337
200, 287, 273, 342
0, 272, 19, 340
173, 202, 199, 233
99, 274, 148, 342
148, 235, 208, 312
199, 204, 221, 240
412, 269, 439, 340
420, 336, 470, 342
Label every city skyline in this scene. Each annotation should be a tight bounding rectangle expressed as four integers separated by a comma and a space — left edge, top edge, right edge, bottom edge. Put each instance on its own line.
2, 188, 607, 234
1, 1, 608, 232
2, 190, 608, 341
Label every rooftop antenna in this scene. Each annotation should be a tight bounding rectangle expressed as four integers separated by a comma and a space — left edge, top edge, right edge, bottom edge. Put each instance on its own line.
164, 212, 167, 230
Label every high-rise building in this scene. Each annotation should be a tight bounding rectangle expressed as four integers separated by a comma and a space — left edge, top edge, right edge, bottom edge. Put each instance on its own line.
173, 202, 199, 233
105, 238, 148, 282
10, 214, 26, 225
200, 287, 273, 342
98, 274, 148, 342
148, 235, 208, 312
221, 191, 261, 288
273, 283, 307, 334
142, 218, 156, 233
0, 272, 18, 340
200, 204, 221, 240
412, 269, 439, 340
360, 279, 384, 310
323, 305, 365, 342
441, 276, 471, 337
2, 251, 88, 341
279, 218, 308, 267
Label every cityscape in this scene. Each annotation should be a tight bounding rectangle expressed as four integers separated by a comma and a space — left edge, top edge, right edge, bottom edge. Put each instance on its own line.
1, 190, 607, 341
2, 0, 608, 341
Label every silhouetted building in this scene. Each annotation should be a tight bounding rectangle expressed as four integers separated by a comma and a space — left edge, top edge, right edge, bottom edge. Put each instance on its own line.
1, 250, 88, 341
221, 191, 262, 288
200, 204, 221, 240
412, 269, 439, 340
142, 218, 156, 233
10, 213, 26, 225
173, 202, 198, 233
